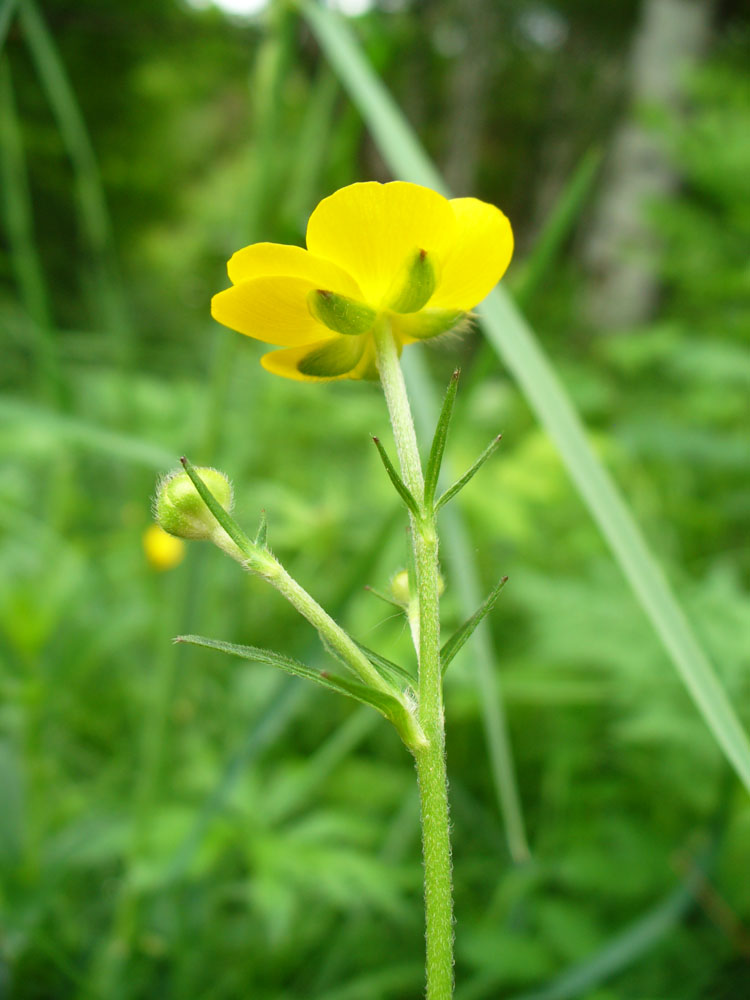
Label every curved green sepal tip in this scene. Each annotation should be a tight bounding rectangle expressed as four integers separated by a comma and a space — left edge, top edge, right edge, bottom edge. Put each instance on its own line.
386, 247, 437, 314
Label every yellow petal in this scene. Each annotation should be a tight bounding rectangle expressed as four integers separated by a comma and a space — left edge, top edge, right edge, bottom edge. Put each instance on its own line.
428, 198, 513, 310
306, 181, 456, 305
261, 335, 375, 382
212, 275, 330, 347
227, 242, 362, 298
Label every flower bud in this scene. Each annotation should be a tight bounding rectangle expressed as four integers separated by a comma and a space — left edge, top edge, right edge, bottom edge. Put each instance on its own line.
154, 467, 233, 541
389, 569, 446, 608
386, 248, 437, 314
307, 289, 377, 335
389, 569, 411, 607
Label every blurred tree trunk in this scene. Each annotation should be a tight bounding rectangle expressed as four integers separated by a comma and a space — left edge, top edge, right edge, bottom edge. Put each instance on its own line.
582, 0, 714, 331
442, 0, 499, 194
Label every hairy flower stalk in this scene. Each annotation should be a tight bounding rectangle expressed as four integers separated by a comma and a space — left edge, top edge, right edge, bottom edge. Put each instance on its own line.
373, 321, 454, 999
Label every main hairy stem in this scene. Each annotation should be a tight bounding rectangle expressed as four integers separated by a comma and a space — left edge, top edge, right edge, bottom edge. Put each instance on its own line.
373, 322, 454, 1000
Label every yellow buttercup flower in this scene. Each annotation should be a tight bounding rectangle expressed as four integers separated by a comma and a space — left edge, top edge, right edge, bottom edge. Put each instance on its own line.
143, 523, 185, 571
211, 181, 513, 381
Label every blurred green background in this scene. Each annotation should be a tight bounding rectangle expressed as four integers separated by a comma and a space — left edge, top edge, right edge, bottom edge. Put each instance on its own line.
2, 0, 750, 997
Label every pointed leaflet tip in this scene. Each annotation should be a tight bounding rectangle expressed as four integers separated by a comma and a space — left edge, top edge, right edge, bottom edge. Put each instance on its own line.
440, 575, 509, 675
424, 368, 461, 508
372, 436, 420, 517
434, 432, 503, 512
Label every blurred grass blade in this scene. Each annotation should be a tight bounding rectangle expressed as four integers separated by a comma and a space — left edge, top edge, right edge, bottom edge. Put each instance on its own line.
283, 67, 339, 229
0, 397, 174, 468
176, 634, 407, 722
165, 676, 305, 881
457, 865, 703, 1000
441, 577, 508, 676
301, 2, 445, 193
478, 290, 750, 794
503, 870, 703, 1000
511, 147, 602, 308
302, 0, 750, 796
312, 962, 424, 1000
0, 0, 18, 55
467, 146, 602, 389
18, 0, 133, 357
0, 61, 63, 403
424, 369, 460, 508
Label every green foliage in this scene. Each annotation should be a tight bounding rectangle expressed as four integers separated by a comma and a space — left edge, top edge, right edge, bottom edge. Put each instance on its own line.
1, 3, 750, 1000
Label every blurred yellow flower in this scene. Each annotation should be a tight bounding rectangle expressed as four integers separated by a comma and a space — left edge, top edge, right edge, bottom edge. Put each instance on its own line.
211, 181, 513, 381
143, 523, 185, 571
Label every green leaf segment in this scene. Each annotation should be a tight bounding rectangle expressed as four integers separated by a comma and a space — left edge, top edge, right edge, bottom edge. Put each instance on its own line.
175, 635, 411, 727
440, 576, 509, 675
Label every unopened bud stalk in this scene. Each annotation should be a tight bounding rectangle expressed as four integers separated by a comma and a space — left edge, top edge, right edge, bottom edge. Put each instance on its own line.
155, 460, 419, 739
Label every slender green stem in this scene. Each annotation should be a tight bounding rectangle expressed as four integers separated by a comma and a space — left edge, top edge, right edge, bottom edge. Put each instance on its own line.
180, 468, 399, 703
260, 551, 400, 700
373, 323, 424, 499
373, 322, 454, 1000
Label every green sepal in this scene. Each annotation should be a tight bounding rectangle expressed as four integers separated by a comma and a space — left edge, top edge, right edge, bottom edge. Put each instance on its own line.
434, 434, 502, 511
423, 369, 460, 509
440, 576, 508, 675
386, 247, 437, 314
392, 308, 465, 341
176, 634, 425, 745
307, 289, 377, 335
297, 335, 366, 377
180, 457, 253, 554
372, 436, 420, 517
254, 509, 268, 548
